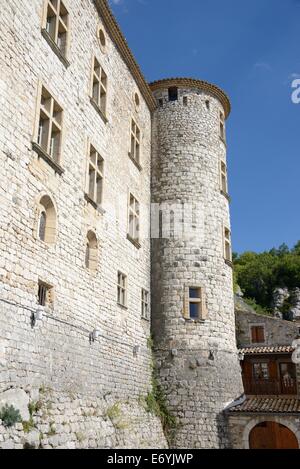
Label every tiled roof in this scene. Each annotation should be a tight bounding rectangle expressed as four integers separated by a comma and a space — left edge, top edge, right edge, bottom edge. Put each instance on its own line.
228, 397, 300, 414
239, 345, 295, 355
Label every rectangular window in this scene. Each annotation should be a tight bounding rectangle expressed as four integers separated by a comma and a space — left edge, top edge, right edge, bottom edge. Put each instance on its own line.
86, 144, 104, 206
91, 57, 107, 116
128, 194, 140, 243
38, 281, 53, 307
44, 0, 69, 57
251, 326, 265, 344
168, 87, 178, 102
141, 289, 150, 320
117, 272, 127, 307
130, 119, 141, 165
220, 161, 228, 194
36, 86, 63, 163
220, 112, 226, 141
224, 227, 232, 262
184, 287, 207, 320
253, 362, 269, 380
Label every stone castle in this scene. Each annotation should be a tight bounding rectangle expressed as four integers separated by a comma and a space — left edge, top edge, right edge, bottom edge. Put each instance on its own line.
0, 0, 244, 449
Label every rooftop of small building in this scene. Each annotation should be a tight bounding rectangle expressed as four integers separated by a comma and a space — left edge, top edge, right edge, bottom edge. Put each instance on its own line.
239, 345, 296, 355
228, 396, 300, 414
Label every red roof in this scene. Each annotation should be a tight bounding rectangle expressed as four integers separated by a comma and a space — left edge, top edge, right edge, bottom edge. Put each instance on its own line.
228, 397, 300, 414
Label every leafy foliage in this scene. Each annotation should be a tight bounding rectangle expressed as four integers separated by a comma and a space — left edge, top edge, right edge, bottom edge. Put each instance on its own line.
234, 241, 300, 313
0, 404, 22, 428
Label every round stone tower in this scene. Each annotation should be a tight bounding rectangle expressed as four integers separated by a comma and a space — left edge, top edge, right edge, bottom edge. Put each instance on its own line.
150, 78, 244, 449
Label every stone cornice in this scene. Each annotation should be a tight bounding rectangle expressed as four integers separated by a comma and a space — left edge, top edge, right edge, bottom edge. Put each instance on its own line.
94, 0, 157, 112
150, 77, 231, 118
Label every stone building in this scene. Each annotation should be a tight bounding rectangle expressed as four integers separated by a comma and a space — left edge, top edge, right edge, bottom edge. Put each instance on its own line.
0, 0, 243, 449
227, 297, 300, 449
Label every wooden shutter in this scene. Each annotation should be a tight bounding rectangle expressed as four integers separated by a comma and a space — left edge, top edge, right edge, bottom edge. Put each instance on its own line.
256, 327, 265, 343
251, 327, 257, 343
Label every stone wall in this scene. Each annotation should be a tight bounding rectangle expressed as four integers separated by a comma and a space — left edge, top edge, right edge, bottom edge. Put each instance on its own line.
150, 82, 243, 449
0, 0, 166, 448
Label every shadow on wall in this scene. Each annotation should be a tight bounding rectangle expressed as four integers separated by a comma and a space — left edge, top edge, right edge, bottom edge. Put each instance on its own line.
216, 412, 230, 449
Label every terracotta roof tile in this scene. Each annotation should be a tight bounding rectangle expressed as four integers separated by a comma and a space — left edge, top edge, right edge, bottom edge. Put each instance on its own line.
239, 345, 295, 355
229, 397, 300, 414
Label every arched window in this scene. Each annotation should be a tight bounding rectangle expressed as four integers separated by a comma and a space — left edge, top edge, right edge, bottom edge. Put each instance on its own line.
37, 195, 57, 244
85, 231, 98, 271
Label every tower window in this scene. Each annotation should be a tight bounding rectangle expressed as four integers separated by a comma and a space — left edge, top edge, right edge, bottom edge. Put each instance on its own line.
220, 112, 226, 141
220, 160, 228, 195
224, 227, 232, 263
158, 98, 164, 107
141, 289, 150, 320
168, 87, 178, 102
184, 286, 208, 320
205, 100, 210, 110
183, 96, 188, 106
117, 272, 127, 307
36, 86, 63, 164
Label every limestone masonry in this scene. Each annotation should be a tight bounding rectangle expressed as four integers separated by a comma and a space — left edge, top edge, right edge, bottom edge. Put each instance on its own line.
0, 0, 244, 449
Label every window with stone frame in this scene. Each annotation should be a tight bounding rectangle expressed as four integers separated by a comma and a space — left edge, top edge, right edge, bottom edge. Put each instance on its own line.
38, 280, 54, 308
220, 160, 228, 195
43, 0, 69, 57
85, 231, 98, 272
183, 286, 208, 320
86, 144, 104, 207
220, 112, 226, 141
141, 289, 150, 320
91, 57, 107, 118
36, 86, 63, 164
128, 194, 140, 245
130, 119, 141, 165
117, 272, 127, 307
37, 195, 57, 244
224, 227, 232, 263
251, 326, 265, 344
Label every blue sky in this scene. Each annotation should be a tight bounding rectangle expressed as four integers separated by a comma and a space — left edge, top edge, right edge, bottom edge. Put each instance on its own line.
110, 0, 300, 254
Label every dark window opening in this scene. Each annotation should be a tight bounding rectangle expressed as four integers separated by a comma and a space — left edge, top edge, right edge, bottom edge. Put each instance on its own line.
205, 100, 210, 110
168, 87, 178, 102
38, 282, 49, 306
183, 96, 188, 106
158, 98, 163, 107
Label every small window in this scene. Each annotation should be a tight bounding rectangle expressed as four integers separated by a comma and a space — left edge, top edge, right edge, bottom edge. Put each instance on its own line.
85, 231, 98, 272
134, 93, 140, 108
220, 112, 226, 141
98, 27, 106, 50
91, 57, 107, 117
141, 289, 150, 320
251, 326, 265, 344
220, 161, 228, 194
44, 0, 69, 57
183, 96, 188, 106
205, 100, 210, 110
168, 87, 178, 102
86, 144, 104, 207
130, 119, 141, 165
184, 287, 208, 320
117, 272, 127, 307
158, 98, 163, 107
128, 194, 140, 244
253, 362, 269, 380
37, 195, 57, 244
38, 280, 54, 308
37, 86, 63, 163
224, 227, 232, 262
